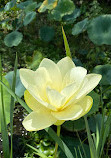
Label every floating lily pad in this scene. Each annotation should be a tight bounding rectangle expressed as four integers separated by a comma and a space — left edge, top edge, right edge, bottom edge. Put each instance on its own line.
25, 2, 38, 12
72, 18, 88, 35
39, 26, 55, 42
4, 31, 23, 47
87, 15, 111, 45
4, 1, 14, 11
38, 0, 57, 12
93, 64, 111, 85
62, 8, 81, 24
5, 70, 25, 98
23, 11, 36, 26
87, 91, 100, 116
60, 136, 90, 158
50, 0, 75, 21
63, 118, 85, 132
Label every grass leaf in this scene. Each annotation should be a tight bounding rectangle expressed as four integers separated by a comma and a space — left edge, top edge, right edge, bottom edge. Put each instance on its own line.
62, 26, 72, 58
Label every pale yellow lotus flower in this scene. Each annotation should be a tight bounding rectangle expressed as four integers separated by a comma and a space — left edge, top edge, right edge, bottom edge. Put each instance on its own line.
20, 57, 102, 131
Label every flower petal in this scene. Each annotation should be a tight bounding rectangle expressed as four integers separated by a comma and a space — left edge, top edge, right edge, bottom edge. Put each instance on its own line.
57, 57, 75, 80
22, 110, 57, 131
20, 67, 54, 109
51, 96, 93, 120
39, 58, 62, 91
46, 87, 66, 109
51, 104, 83, 120
62, 67, 87, 88
72, 96, 93, 119
24, 90, 56, 111
75, 74, 102, 100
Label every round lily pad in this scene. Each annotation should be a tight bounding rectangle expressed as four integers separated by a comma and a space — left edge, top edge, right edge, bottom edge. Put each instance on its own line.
39, 26, 55, 42
87, 15, 111, 45
93, 64, 111, 85
4, 31, 23, 47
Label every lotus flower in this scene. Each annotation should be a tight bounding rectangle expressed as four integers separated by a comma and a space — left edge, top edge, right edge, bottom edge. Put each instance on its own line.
20, 57, 101, 131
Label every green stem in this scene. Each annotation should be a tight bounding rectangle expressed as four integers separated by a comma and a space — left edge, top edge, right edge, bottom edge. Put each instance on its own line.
54, 125, 61, 158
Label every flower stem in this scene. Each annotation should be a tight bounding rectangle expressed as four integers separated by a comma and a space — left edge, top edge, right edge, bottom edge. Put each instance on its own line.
54, 125, 61, 158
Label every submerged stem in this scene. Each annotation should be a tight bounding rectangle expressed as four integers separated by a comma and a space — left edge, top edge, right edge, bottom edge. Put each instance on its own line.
54, 125, 61, 158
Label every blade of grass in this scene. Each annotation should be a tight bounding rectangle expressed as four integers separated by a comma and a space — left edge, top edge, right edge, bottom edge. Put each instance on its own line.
78, 146, 83, 158
26, 144, 48, 158
74, 147, 78, 158
10, 53, 18, 158
62, 26, 72, 58
99, 113, 111, 158
45, 127, 74, 158
84, 116, 98, 158
76, 131, 87, 158
0, 54, 10, 158
0, 80, 31, 113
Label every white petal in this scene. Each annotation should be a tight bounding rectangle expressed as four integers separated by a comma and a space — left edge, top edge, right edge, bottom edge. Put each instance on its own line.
20, 67, 53, 109
61, 67, 87, 103
39, 58, 62, 91
75, 74, 102, 100
51, 104, 83, 120
46, 87, 66, 109
51, 96, 93, 121
24, 90, 56, 111
57, 57, 75, 80
23, 110, 57, 131
72, 96, 93, 120
62, 67, 87, 88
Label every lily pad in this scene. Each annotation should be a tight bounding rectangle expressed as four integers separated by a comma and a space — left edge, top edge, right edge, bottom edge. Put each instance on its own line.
39, 26, 55, 42
50, 0, 75, 21
60, 136, 90, 158
23, 11, 36, 26
63, 118, 85, 132
72, 18, 88, 35
93, 64, 111, 85
0, 77, 11, 132
4, 31, 23, 47
62, 8, 81, 24
87, 15, 111, 45
5, 70, 25, 98
87, 91, 100, 116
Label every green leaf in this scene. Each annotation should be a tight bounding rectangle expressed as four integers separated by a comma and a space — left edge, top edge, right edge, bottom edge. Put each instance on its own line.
39, 26, 55, 42
4, 1, 14, 11
50, 0, 75, 21
23, 11, 36, 26
88, 114, 103, 133
0, 77, 11, 132
10, 53, 18, 158
45, 127, 74, 158
60, 135, 90, 158
24, 2, 38, 12
55, 0, 75, 16
62, 118, 85, 132
72, 18, 88, 35
84, 116, 98, 158
38, 0, 57, 13
17, 0, 33, 9
87, 91, 100, 116
87, 15, 111, 45
93, 64, 111, 85
62, 27, 71, 58
26, 144, 48, 158
0, 80, 31, 113
5, 70, 25, 98
62, 8, 81, 24
0, 54, 10, 158
4, 31, 23, 47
